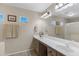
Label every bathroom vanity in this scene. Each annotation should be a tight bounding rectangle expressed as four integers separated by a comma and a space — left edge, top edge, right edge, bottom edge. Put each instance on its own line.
32, 34, 79, 56
32, 35, 64, 56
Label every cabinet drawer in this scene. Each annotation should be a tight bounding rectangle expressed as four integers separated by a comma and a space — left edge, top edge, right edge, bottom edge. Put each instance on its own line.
47, 47, 65, 56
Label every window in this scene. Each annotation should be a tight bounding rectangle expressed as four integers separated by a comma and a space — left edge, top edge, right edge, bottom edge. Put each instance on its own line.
0, 12, 4, 23
20, 16, 29, 23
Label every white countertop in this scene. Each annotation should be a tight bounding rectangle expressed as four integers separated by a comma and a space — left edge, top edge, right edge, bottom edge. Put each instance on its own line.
33, 35, 79, 56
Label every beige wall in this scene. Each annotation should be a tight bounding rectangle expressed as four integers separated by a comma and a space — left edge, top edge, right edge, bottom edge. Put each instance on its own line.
38, 4, 56, 36
0, 4, 40, 55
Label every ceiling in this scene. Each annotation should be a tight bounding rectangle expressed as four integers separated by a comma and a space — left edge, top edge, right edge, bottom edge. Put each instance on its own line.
5, 3, 52, 13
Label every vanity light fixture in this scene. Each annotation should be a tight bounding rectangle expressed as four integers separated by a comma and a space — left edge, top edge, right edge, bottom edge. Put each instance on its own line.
55, 3, 73, 11
55, 3, 68, 9
40, 11, 52, 19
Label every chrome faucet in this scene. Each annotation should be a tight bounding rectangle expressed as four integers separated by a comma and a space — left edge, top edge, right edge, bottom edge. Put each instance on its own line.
39, 32, 44, 37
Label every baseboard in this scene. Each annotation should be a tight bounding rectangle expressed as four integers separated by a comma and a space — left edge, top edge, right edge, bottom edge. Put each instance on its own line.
6, 49, 33, 56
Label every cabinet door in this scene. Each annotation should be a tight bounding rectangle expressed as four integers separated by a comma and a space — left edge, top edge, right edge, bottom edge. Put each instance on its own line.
31, 38, 47, 56
31, 38, 39, 55
56, 51, 64, 56
47, 47, 56, 56
39, 42, 47, 56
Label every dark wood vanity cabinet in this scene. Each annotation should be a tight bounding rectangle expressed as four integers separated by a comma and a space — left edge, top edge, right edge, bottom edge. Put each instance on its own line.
31, 37, 47, 56
47, 47, 65, 56
32, 37, 64, 56
47, 47, 57, 56
39, 42, 47, 56
31, 38, 39, 55
56, 51, 65, 56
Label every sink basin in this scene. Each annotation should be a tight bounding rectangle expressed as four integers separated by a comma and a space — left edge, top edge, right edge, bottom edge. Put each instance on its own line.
53, 40, 66, 46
